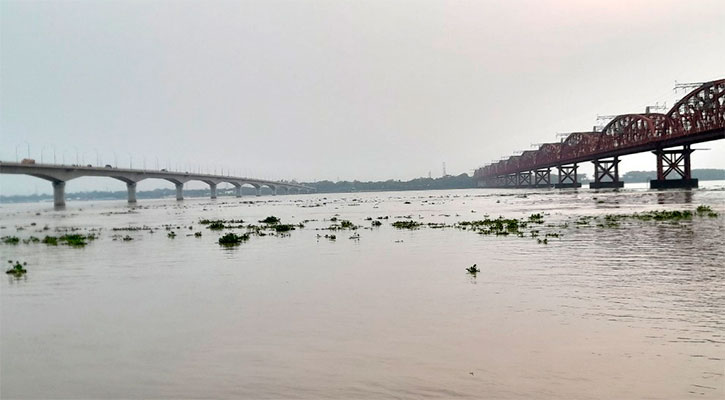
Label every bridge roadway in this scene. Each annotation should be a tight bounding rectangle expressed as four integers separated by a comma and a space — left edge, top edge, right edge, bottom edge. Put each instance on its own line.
0, 162, 314, 206
475, 78, 725, 190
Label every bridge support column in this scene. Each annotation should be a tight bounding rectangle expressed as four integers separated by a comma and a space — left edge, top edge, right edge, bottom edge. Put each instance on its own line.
590, 157, 624, 189
516, 171, 531, 188
209, 183, 217, 199
496, 176, 506, 188
52, 181, 66, 207
127, 182, 137, 203
534, 168, 552, 188
256, 187, 261, 196
650, 145, 698, 189
505, 174, 517, 187
555, 164, 582, 189
272, 187, 277, 196
175, 183, 184, 201
235, 186, 242, 198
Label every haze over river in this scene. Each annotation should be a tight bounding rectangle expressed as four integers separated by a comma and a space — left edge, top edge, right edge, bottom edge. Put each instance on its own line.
2, 184, 724, 399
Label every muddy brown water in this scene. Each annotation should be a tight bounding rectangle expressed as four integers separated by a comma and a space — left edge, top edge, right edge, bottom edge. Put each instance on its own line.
2, 184, 724, 399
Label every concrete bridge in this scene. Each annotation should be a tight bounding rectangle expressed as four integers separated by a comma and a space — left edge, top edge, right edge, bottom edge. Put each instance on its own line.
0, 162, 314, 206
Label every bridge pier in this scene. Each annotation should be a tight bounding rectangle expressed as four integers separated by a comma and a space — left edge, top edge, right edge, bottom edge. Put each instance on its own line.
127, 182, 137, 203
256, 187, 261, 196
505, 174, 517, 187
650, 145, 698, 189
235, 185, 242, 198
533, 168, 552, 188
53, 181, 66, 207
516, 171, 531, 188
272, 187, 278, 196
555, 164, 582, 189
209, 183, 217, 199
175, 183, 184, 200
590, 157, 624, 189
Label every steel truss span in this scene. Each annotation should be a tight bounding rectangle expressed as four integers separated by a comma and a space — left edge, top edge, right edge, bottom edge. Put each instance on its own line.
475, 79, 725, 189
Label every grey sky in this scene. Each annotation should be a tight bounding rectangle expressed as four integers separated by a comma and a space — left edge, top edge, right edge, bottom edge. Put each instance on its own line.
2, 0, 724, 195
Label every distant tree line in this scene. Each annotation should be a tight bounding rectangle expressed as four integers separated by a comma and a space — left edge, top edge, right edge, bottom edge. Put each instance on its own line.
302, 173, 475, 193
620, 169, 725, 182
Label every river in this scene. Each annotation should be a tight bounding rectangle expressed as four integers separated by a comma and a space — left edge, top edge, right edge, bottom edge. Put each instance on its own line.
2, 183, 724, 399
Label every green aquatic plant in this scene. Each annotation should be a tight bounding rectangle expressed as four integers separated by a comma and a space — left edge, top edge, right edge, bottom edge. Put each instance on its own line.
58, 234, 88, 247
42, 236, 58, 246
392, 220, 422, 229
371, 220, 382, 227
5, 261, 27, 277
634, 210, 692, 221
340, 220, 357, 229
466, 264, 480, 275
695, 205, 718, 217
167, 231, 177, 239
194, 232, 202, 238
259, 216, 280, 225
207, 221, 225, 230
2, 236, 20, 245
218, 232, 250, 246
273, 224, 295, 233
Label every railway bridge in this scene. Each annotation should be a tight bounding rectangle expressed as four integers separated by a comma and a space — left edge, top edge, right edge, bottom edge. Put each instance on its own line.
475, 79, 725, 189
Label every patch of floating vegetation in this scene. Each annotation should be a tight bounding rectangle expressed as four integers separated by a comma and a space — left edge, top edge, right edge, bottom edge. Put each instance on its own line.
167, 231, 177, 239
6, 260, 27, 277
466, 264, 480, 276
113, 226, 153, 232
58, 234, 94, 247
42, 236, 58, 246
371, 220, 382, 227
327, 220, 358, 231
259, 216, 280, 225
392, 220, 423, 229
200, 219, 245, 230
696, 205, 718, 217
273, 224, 296, 233
23, 236, 40, 244
218, 232, 250, 246
2, 236, 20, 244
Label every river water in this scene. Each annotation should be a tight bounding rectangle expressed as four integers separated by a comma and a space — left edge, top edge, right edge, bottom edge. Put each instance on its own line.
1, 183, 724, 399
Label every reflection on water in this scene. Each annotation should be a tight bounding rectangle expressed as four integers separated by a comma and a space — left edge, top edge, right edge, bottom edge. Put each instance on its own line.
1, 183, 724, 399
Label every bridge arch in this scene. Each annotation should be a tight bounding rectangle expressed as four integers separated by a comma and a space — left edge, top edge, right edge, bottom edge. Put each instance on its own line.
667, 79, 725, 137
560, 132, 600, 161
599, 114, 656, 150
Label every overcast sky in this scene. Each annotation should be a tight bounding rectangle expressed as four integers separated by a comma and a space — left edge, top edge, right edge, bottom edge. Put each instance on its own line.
2, 0, 724, 195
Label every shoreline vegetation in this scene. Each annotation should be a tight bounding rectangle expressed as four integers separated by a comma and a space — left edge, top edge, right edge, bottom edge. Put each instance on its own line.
1, 169, 724, 204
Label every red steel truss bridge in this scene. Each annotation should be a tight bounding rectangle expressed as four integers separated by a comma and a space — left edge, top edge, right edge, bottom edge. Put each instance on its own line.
474, 78, 725, 189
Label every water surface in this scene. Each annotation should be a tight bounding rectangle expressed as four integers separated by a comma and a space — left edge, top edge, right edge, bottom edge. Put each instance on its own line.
2, 183, 724, 399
